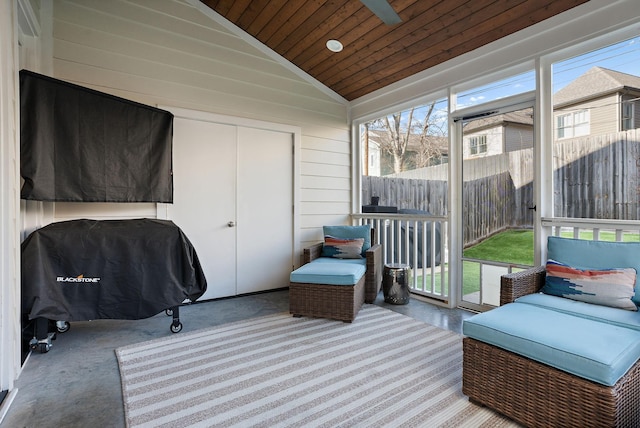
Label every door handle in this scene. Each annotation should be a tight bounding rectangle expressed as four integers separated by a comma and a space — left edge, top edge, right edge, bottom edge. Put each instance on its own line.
227, 221, 236, 227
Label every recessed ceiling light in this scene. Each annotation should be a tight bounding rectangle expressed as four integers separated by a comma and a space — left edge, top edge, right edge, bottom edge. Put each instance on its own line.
326, 39, 343, 53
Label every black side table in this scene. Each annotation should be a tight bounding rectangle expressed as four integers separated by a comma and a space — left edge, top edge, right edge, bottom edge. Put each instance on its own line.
382, 263, 411, 304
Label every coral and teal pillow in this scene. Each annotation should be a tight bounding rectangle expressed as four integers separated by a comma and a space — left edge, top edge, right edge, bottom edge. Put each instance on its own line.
542, 259, 637, 311
547, 236, 640, 305
322, 236, 364, 259
321, 225, 371, 257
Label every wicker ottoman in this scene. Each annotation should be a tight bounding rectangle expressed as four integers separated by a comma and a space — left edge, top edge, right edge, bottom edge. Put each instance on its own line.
289, 275, 365, 323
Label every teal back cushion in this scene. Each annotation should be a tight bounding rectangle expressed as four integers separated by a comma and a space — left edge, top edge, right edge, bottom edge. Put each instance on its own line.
547, 236, 640, 305
322, 225, 371, 257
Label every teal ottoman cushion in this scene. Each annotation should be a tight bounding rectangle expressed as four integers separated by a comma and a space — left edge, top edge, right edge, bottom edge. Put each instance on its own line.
290, 258, 366, 286
517, 293, 640, 332
463, 302, 640, 386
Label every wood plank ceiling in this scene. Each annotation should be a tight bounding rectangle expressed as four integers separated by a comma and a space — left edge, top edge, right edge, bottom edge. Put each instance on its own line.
201, 0, 590, 101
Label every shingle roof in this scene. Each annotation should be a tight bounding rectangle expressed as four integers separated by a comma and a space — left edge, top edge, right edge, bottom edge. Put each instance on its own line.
463, 108, 533, 132
554, 66, 640, 107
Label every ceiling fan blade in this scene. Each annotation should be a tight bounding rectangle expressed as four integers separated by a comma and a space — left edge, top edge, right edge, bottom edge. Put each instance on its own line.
360, 0, 402, 25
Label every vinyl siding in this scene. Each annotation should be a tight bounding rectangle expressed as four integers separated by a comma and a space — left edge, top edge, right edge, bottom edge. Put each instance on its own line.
554, 94, 618, 139
43, 0, 350, 248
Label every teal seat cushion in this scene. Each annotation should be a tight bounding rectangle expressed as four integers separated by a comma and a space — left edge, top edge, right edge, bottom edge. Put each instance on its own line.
310, 258, 366, 266
548, 236, 640, 305
290, 258, 366, 286
517, 293, 640, 332
322, 225, 371, 257
463, 302, 640, 386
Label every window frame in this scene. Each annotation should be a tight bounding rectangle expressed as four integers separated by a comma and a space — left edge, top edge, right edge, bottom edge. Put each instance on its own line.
469, 135, 488, 155
622, 100, 635, 131
555, 109, 590, 140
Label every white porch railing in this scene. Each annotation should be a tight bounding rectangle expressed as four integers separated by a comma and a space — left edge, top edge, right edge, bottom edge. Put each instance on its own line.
352, 215, 640, 305
352, 213, 449, 301
541, 217, 640, 242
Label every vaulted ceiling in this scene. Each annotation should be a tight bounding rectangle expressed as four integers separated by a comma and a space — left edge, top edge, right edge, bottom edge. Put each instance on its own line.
200, 0, 590, 101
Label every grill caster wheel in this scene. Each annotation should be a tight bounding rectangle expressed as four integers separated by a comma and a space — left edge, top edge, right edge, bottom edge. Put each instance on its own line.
29, 338, 51, 353
165, 309, 173, 316
56, 321, 70, 333
170, 322, 183, 333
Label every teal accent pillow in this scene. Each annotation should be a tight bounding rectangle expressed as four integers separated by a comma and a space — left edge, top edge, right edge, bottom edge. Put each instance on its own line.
542, 259, 637, 311
548, 236, 640, 306
321, 236, 364, 259
322, 225, 371, 257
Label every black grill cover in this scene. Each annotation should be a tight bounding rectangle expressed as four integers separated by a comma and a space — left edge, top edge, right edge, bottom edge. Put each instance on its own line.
21, 219, 207, 321
20, 70, 173, 202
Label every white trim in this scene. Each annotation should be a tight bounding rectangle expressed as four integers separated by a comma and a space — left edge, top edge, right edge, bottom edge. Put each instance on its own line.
351, 88, 449, 127
184, 0, 348, 107
536, 56, 553, 265
447, 89, 460, 309
0, 388, 18, 425
451, 91, 536, 122
16, 0, 39, 37
0, 0, 20, 401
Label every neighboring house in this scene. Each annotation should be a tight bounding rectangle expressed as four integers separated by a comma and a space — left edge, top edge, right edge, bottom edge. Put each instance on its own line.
462, 109, 534, 158
553, 67, 640, 139
461, 67, 640, 159
362, 129, 382, 177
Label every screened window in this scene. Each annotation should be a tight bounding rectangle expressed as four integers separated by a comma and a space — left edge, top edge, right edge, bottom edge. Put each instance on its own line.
552, 36, 640, 220
457, 71, 535, 109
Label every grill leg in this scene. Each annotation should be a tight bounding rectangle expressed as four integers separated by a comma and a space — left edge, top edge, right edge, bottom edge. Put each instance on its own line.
29, 317, 55, 353
169, 306, 182, 333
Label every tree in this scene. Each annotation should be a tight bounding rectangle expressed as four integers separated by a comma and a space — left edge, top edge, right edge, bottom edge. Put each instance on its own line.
367, 101, 444, 174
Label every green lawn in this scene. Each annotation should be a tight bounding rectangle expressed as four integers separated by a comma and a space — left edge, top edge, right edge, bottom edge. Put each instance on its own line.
416, 229, 535, 297
459, 229, 535, 299
463, 229, 534, 266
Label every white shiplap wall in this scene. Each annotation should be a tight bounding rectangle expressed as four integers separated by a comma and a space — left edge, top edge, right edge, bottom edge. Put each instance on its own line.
45, 0, 351, 248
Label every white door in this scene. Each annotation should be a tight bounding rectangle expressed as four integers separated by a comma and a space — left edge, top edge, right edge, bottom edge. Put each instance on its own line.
170, 117, 238, 299
169, 115, 294, 300
237, 127, 293, 294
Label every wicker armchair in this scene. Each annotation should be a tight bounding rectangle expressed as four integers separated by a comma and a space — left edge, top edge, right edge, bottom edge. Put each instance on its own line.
289, 229, 382, 322
462, 266, 640, 428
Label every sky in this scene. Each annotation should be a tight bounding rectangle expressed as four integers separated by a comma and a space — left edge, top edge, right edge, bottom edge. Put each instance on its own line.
369, 36, 640, 135
458, 36, 640, 107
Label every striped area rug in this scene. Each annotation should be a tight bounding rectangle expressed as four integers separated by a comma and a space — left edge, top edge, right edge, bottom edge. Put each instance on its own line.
116, 305, 518, 428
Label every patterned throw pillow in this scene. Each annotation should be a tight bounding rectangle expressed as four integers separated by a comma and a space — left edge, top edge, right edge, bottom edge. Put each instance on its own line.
322, 225, 371, 256
542, 259, 638, 311
322, 236, 365, 259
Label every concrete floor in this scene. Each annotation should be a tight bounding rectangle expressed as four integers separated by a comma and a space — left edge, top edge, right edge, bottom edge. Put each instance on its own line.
0, 290, 474, 428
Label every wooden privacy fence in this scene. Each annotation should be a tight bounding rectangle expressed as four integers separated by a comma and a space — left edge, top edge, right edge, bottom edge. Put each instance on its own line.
362, 129, 640, 246
553, 129, 640, 220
